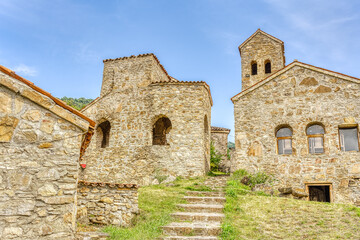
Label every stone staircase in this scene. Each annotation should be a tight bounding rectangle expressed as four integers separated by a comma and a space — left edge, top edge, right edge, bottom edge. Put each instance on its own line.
161, 176, 229, 240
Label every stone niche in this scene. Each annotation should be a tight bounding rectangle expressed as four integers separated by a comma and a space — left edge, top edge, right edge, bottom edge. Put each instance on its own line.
77, 181, 139, 227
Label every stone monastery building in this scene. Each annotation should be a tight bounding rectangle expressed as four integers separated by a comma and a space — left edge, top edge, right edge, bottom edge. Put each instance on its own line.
232, 29, 360, 205
80, 54, 213, 185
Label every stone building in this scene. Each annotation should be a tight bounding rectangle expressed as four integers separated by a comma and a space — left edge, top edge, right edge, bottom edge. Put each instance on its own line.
232, 29, 360, 205
81, 53, 213, 185
211, 126, 231, 172
0, 65, 95, 239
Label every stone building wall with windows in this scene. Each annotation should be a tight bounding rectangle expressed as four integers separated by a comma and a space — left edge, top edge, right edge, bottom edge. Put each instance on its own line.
81, 54, 212, 185
0, 66, 94, 239
232, 30, 360, 205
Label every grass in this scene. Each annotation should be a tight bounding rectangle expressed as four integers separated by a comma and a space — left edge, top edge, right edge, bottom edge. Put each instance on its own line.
221, 171, 360, 240
102, 176, 208, 240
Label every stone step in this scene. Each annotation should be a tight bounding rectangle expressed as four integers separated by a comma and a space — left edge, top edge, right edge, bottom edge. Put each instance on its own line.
185, 191, 224, 197
160, 236, 218, 240
184, 196, 226, 204
162, 221, 221, 236
177, 204, 223, 213
172, 212, 225, 222
75, 232, 110, 240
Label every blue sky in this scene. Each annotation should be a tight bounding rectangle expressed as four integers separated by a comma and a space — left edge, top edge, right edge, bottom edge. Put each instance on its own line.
1, 0, 359, 141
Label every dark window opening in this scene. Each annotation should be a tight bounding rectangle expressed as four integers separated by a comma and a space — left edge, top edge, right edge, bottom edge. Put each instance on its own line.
265, 61, 271, 74
153, 117, 172, 145
339, 127, 359, 152
251, 62, 258, 75
308, 185, 330, 202
98, 121, 111, 148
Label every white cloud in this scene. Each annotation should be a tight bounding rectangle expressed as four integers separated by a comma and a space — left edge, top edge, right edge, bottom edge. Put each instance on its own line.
13, 64, 37, 77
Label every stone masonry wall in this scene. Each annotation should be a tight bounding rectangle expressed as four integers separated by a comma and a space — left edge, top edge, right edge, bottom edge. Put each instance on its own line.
77, 181, 138, 227
81, 55, 212, 185
211, 127, 231, 172
233, 64, 360, 205
240, 32, 285, 90
0, 75, 88, 239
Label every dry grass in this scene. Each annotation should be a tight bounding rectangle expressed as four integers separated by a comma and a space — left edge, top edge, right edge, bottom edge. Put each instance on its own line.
221, 171, 360, 240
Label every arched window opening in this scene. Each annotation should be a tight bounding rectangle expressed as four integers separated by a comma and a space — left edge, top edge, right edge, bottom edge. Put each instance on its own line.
339, 126, 359, 152
265, 60, 271, 74
276, 127, 292, 155
97, 120, 111, 148
307, 124, 325, 154
153, 117, 172, 145
251, 61, 258, 75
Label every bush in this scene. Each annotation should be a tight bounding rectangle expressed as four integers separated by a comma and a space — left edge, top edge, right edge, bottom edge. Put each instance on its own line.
210, 142, 222, 171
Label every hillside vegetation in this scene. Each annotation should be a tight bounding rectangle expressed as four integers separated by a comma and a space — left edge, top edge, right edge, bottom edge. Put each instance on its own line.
60, 97, 93, 110
221, 171, 360, 240
78, 175, 360, 240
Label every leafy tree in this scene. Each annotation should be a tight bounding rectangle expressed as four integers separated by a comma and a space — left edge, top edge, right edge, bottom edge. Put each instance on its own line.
60, 97, 94, 111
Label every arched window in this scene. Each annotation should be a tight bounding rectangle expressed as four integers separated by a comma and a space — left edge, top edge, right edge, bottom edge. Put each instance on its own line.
276, 127, 292, 155
251, 61, 257, 75
265, 60, 271, 74
153, 117, 172, 145
97, 120, 111, 148
307, 124, 325, 154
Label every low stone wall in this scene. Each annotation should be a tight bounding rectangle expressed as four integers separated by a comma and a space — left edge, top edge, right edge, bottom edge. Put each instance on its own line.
77, 181, 139, 227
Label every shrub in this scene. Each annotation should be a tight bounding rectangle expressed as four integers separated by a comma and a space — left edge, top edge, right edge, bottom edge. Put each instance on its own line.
210, 142, 222, 171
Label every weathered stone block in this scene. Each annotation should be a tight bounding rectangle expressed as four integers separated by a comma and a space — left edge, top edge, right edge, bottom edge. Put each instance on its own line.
0, 116, 19, 142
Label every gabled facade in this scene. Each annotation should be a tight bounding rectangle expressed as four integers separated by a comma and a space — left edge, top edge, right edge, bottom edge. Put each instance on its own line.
232, 30, 360, 205
0, 65, 94, 239
81, 53, 213, 185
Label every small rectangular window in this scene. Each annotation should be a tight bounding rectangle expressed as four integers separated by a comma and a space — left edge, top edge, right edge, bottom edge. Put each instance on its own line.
278, 138, 292, 155
339, 127, 359, 152
309, 137, 324, 154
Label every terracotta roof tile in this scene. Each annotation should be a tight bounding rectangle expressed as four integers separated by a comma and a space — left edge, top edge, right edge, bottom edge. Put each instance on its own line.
78, 180, 138, 189
103, 53, 172, 81
211, 126, 231, 132
0, 65, 95, 127
231, 60, 360, 102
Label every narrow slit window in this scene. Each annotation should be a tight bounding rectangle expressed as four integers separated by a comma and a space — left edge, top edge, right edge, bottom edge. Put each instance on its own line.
307, 124, 325, 154
98, 121, 111, 148
265, 60, 271, 74
276, 127, 292, 155
339, 127, 359, 152
251, 62, 257, 75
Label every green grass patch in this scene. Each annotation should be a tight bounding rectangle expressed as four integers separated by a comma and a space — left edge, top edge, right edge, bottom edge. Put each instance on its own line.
221, 169, 360, 240
102, 177, 206, 239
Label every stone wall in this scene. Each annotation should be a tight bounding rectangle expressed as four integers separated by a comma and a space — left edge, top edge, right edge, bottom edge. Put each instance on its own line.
211, 127, 231, 172
77, 181, 138, 227
240, 30, 285, 90
0, 71, 90, 239
81, 54, 212, 185
232, 63, 360, 205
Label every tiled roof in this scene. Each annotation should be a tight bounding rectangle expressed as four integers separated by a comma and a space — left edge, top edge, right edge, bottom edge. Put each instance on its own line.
103, 53, 172, 81
231, 60, 360, 102
0, 65, 95, 128
211, 126, 231, 132
78, 180, 138, 189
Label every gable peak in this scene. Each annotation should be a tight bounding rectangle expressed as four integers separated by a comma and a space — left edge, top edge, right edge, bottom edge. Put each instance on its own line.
238, 29, 284, 52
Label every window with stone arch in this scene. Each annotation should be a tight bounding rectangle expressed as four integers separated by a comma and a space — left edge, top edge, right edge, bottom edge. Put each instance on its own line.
306, 123, 325, 154
276, 126, 293, 155
152, 116, 172, 145
251, 61, 258, 75
265, 60, 271, 74
97, 120, 111, 148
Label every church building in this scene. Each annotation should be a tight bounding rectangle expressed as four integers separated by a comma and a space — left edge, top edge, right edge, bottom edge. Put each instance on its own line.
232, 29, 360, 205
